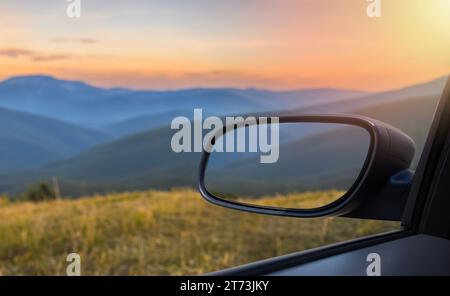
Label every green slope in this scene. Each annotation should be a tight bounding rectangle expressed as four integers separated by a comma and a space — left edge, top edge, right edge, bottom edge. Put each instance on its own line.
0, 107, 111, 173
0, 126, 201, 196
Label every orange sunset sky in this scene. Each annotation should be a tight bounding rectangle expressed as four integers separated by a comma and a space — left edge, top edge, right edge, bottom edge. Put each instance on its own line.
0, 0, 449, 91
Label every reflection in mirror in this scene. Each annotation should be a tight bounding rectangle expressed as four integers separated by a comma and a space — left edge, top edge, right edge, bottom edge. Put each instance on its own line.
204, 123, 371, 210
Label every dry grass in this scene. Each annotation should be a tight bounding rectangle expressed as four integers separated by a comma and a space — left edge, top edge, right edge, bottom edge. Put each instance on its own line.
0, 189, 398, 275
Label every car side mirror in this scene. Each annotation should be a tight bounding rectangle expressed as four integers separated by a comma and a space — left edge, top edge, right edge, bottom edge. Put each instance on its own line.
198, 114, 415, 221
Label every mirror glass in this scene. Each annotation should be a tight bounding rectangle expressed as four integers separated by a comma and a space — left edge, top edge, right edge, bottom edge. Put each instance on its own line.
204, 122, 371, 210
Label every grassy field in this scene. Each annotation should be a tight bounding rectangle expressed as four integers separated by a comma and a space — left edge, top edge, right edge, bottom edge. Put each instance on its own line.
0, 189, 398, 275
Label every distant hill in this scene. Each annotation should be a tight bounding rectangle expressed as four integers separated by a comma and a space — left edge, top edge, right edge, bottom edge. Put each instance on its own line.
0, 107, 111, 173
102, 109, 208, 138
287, 76, 447, 114
0, 75, 132, 127
0, 75, 366, 130
0, 126, 201, 196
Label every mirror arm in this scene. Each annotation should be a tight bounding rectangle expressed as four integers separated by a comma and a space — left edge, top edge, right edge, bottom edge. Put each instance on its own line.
343, 169, 414, 221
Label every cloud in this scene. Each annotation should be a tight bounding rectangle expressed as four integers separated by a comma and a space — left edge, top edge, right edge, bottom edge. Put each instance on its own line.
31, 54, 72, 62
0, 48, 71, 62
51, 37, 99, 44
0, 48, 34, 58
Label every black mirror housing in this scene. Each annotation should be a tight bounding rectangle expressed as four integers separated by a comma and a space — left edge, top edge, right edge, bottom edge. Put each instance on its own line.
198, 114, 415, 221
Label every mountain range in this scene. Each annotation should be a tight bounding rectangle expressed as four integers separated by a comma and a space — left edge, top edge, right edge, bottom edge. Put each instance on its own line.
0, 75, 366, 128
0, 74, 447, 197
